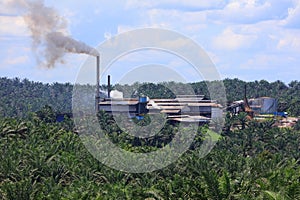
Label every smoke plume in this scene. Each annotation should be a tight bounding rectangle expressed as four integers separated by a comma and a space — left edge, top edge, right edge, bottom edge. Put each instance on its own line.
10, 0, 99, 67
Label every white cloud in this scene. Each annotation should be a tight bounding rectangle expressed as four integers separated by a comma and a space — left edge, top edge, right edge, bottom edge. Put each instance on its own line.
117, 25, 138, 34
117, 8, 209, 37
108, 0, 300, 83
212, 28, 257, 50
0, 0, 25, 15
0, 16, 29, 36
125, 0, 226, 10
209, 0, 292, 24
4, 55, 29, 65
0, 44, 31, 68
281, 0, 300, 28
277, 31, 300, 51
241, 54, 277, 70
238, 52, 298, 82
147, 8, 207, 24
104, 31, 112, 40
224, 52, 299, 82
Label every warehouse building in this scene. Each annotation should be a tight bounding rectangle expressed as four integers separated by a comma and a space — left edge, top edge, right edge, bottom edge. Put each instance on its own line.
98, 94, 223, 124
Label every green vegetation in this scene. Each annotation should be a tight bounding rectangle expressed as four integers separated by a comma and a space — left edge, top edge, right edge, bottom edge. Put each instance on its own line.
0, 77, 72, 118
1, 111, 299, 199
0, 77, 299, 199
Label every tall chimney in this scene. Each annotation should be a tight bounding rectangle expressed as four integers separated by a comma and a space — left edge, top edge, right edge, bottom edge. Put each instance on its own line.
107, 75, 111, 98
95, 55, 100, 113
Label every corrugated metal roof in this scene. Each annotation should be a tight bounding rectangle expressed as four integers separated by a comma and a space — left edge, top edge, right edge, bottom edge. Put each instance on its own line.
151, 99, 215, 103
99, 100, 138, 105
149, 105, 186, 110
100, 101, 220, 108
148, 102, 187, 106
148, 102, 220, 107
187, 103, 221, 107
170, 115, 210, 123
160, 109, 181, 114
177, 95, 204, 98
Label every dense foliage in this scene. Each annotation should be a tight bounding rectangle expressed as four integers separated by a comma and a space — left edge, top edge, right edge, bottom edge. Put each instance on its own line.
0, 77, 73, 118
0, 112, 299, 199
0, 77, 299, 199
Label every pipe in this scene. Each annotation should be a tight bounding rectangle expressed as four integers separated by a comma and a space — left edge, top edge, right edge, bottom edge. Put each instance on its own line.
96, 55, 100, 113
107, 75, 111, 98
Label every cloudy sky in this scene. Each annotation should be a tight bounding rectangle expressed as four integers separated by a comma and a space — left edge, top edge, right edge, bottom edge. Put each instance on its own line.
0, 0, 299, 84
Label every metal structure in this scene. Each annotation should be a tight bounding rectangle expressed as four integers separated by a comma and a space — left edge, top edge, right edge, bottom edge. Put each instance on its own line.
98, 90, 222, 124
227, 85, 279, 117
249, 97, 278, 114
243, 85, 254, 119
95, 56, 100, 113
107, 75, 111, 98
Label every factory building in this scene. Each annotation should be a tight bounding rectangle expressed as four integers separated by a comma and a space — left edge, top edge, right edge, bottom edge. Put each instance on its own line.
228, 97, 278, 115
93, 59, 223, 124
98, 94, 223, 124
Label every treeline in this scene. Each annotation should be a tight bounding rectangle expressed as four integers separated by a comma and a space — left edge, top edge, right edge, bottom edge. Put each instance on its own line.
0, 77, 73, 118
1, 77, 300, 117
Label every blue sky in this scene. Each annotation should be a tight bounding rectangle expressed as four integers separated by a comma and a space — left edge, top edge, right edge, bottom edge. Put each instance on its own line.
0, 0, 300, 84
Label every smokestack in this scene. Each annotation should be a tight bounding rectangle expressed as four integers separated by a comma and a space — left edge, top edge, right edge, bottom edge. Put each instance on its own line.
96, 55, 100, 113
108, 75, 111, 98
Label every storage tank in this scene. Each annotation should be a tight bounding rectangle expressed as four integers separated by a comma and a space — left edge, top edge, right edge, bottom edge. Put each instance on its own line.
139, 96, 148, 103
138, 96, 148, 114
260, 97, 278, 114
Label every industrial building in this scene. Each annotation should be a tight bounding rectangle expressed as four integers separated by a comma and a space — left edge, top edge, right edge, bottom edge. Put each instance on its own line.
226, 85, 279, 118
93, 57, 223, 124
98, 94, 223, 124
228, 97, 278, 115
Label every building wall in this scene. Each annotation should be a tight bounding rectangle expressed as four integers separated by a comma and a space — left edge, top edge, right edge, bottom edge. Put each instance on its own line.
100, 105, 137, 113
212, 107, 223, 119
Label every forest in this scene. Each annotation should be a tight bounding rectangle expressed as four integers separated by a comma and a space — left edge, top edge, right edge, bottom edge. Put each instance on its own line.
0, 77, 300, 199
